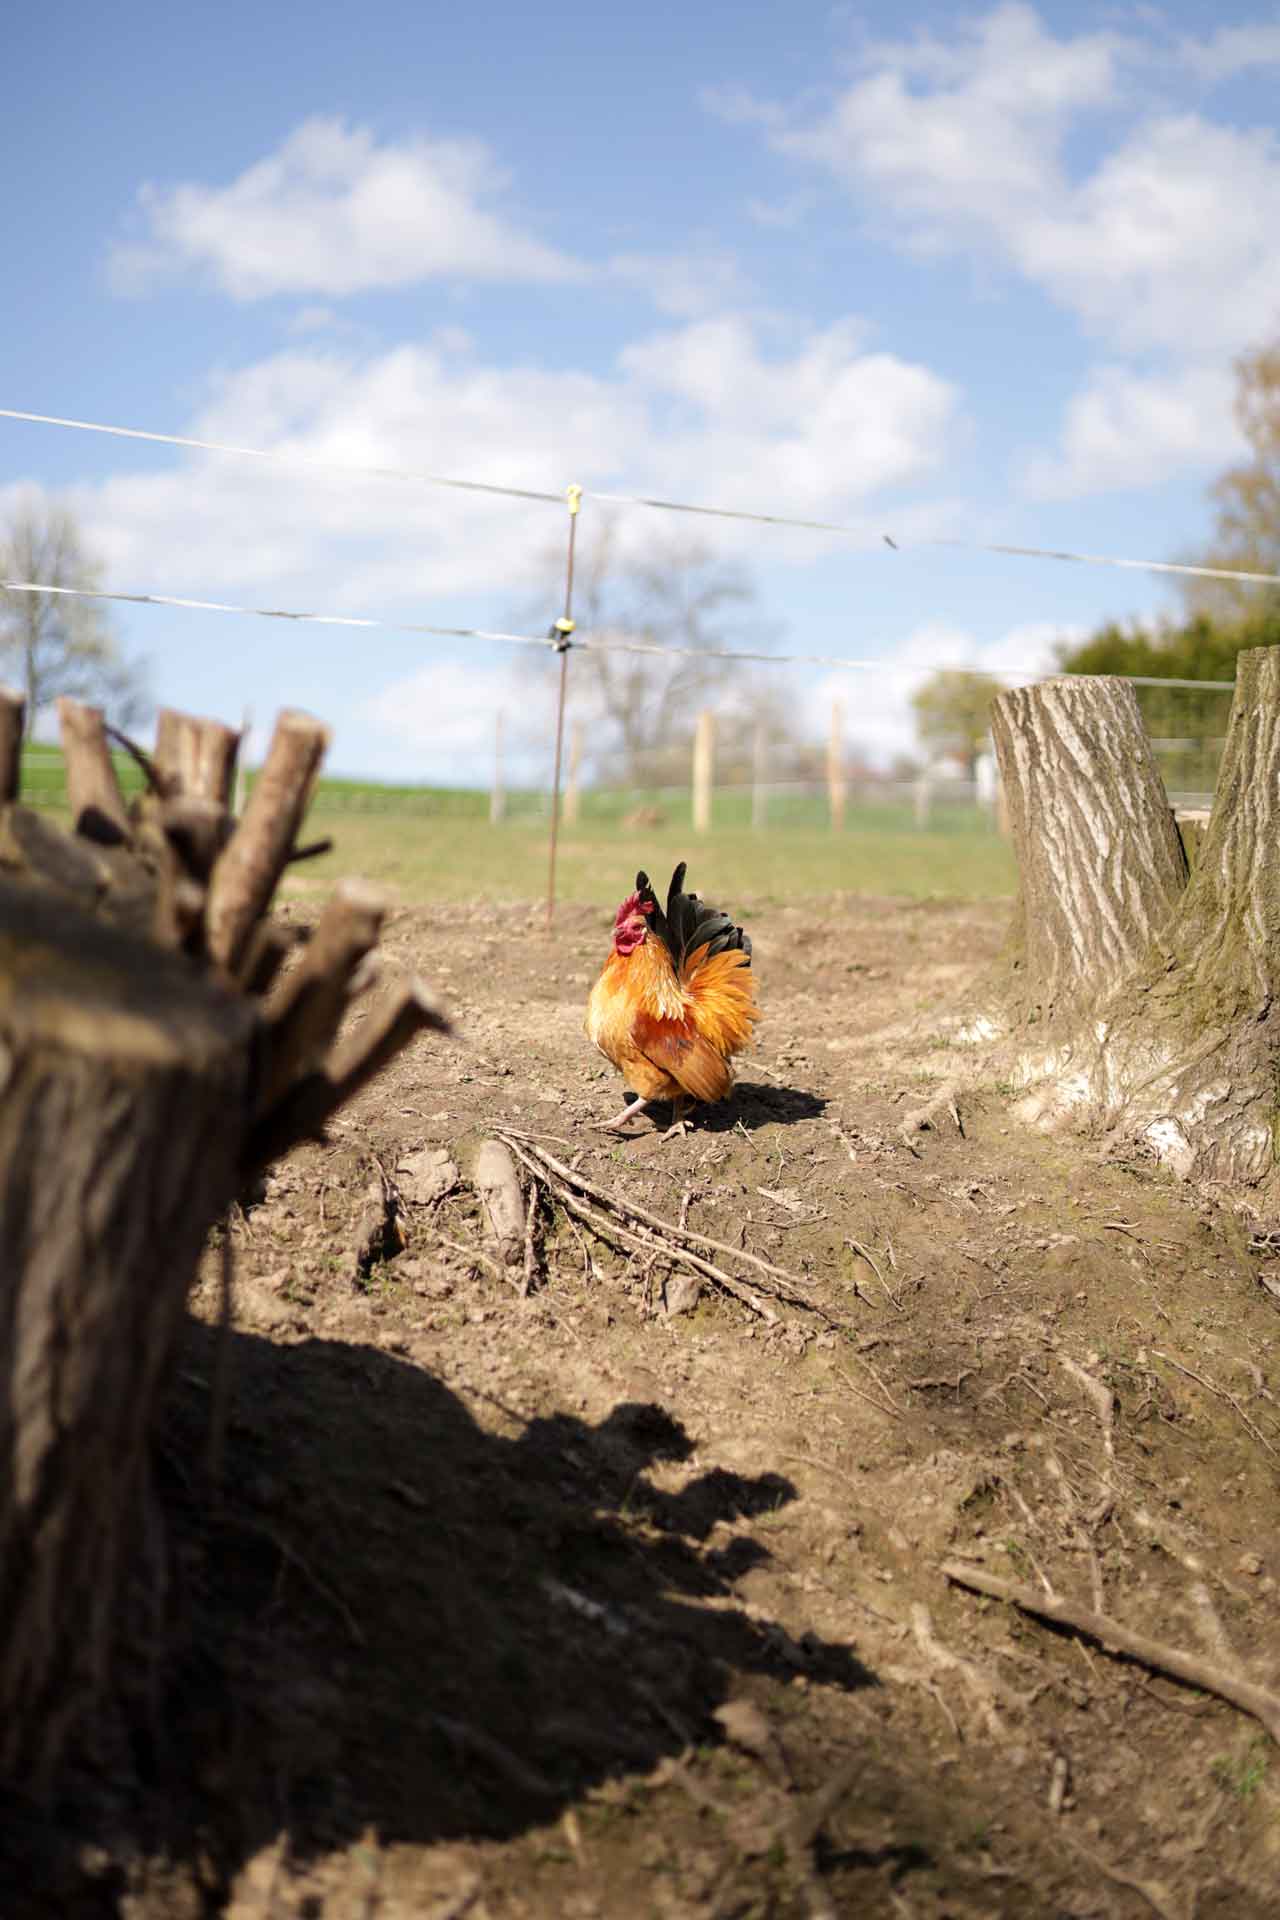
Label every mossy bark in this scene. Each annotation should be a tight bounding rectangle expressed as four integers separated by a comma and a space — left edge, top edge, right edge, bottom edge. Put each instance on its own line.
992, 650, 1280, 1186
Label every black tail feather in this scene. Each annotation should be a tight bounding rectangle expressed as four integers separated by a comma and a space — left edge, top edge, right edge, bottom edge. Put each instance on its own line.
637, 860, 751, 969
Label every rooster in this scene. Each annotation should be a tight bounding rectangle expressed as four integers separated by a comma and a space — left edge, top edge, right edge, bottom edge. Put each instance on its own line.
586, 861, 758, 1134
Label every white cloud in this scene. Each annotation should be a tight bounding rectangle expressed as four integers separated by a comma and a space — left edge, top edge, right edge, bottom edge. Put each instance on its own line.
1023, 363, 1242, 499
109, 116, 583, 298
1021, 114, 1280, 357
745, 193, 814, 231
1177, 21, 1280, 84
815, 617, 1068, 765
607, 250, 753, 318
779, 4, 1123, 255
360, 659, 546, 779
617, 316, 955, 513
73, 318, 959, 613
763, 5, 1280, 359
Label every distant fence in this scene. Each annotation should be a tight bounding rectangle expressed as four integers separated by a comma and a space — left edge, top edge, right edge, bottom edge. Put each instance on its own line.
20, 759, 1217, 832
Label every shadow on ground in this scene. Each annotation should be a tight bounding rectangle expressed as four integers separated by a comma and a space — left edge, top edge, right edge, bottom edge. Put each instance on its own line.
0, 1317, 873, 1913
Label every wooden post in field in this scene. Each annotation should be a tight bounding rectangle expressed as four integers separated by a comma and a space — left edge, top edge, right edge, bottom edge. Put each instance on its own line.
563, 721, 583, 828
827, 701, 847, 831
692, 709, 714, 834
490, 711, 506, 825
995, 767, 1010, 837
914, 769, 932, 829
751, 721, 767, 831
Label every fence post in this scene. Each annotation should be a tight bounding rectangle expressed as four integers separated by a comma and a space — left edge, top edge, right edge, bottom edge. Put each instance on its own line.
490, 710, 506, 825
563, 721, 582, 827
827, 700, 847, 831
914, 769, 932, 830
692, 710, 714, 834
751, 721, 767, 831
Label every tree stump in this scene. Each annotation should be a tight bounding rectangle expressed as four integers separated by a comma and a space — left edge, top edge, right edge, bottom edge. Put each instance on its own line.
991, 649, 1280, 1186
0, 694, 448, 1788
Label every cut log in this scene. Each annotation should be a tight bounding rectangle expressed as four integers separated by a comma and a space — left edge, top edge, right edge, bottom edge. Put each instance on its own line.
989, 676, 1186, 1022
993, 650, 1280, 1186
154, 707, 241, 805
0, 880, 256, 1786
204, 709, 329, 974
57, 697, 130, 845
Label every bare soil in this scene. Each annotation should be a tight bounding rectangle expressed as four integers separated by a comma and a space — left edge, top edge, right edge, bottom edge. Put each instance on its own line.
6, 893, 1280, 1918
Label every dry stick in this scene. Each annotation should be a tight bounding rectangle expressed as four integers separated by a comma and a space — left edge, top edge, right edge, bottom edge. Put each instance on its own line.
521, 1183, 539, 1298
57, 696, 130, 841
259, 878, 388, 1109
154, 706, 241, 804
507, 1141, 778, 1323
0, 687, 26, 802
499, 1133, 833, 1319
941, 1561, 1280, 1745
1151, 1348, 1279, 1461
845, 1235, 902, 1312
246, 977, 449, 1171
205, 708, 330, 973
1059, 1354, 1117, 1525
570, 1191, 778, 1323
836, 1364, 902, 1421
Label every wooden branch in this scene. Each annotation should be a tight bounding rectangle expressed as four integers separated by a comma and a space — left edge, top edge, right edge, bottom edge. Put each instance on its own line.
941, 1560, 1280, 1745
204, 709, 329, 973
154, 708, 241, 805
243, 976, 449, 1172
499, 1133, 781, 1323
497, 1132, 833, 1320
57, 698, 130, 846
258, 878, 388, 1108
235, 918, 308, 997
0, 687, 24, 803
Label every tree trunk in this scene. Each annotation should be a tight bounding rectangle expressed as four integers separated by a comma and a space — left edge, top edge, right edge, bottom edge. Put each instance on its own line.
990, 676, 1187, 1022
0, 884, 254, 1784
0, 700, 448, 1789
991, 651, 1280, 1186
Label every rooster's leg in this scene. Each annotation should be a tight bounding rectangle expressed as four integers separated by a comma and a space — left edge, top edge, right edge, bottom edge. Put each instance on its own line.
659, 1096, 693, 1141
593, 1096, 653, 1133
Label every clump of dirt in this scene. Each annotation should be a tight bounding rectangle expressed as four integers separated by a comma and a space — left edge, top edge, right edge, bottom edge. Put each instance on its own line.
4, 895, 1278, 1918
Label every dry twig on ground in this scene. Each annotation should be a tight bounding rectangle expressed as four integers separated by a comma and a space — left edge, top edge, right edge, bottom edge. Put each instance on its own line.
942, 1560, 1280, 1744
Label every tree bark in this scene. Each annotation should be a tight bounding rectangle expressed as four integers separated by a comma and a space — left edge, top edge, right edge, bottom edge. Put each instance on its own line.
154, 707, 241, 805
990, 676, 1187, 1022
57, 696, 130, 845
0, 699, 448, 1789
0, 883, 254, 1786
992, 651, 1280, 1186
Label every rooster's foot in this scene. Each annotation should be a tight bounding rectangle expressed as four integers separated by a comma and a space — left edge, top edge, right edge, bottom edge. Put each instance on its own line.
592, 1096, 652, 1133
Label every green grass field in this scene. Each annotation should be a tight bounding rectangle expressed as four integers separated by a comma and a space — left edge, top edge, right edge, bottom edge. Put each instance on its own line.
294, 816, 1016, 905
19, 743, 1017, 903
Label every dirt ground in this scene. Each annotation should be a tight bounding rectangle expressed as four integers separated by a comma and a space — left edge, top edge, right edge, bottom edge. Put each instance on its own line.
8, 889, 1280, 1918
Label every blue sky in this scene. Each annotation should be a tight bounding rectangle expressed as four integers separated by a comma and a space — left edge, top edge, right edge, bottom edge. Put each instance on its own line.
4, 0, 1278, 779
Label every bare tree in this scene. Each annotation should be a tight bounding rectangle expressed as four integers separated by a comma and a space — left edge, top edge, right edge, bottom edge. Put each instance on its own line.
0, 492, 149, 734
520, 518, 777, 785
